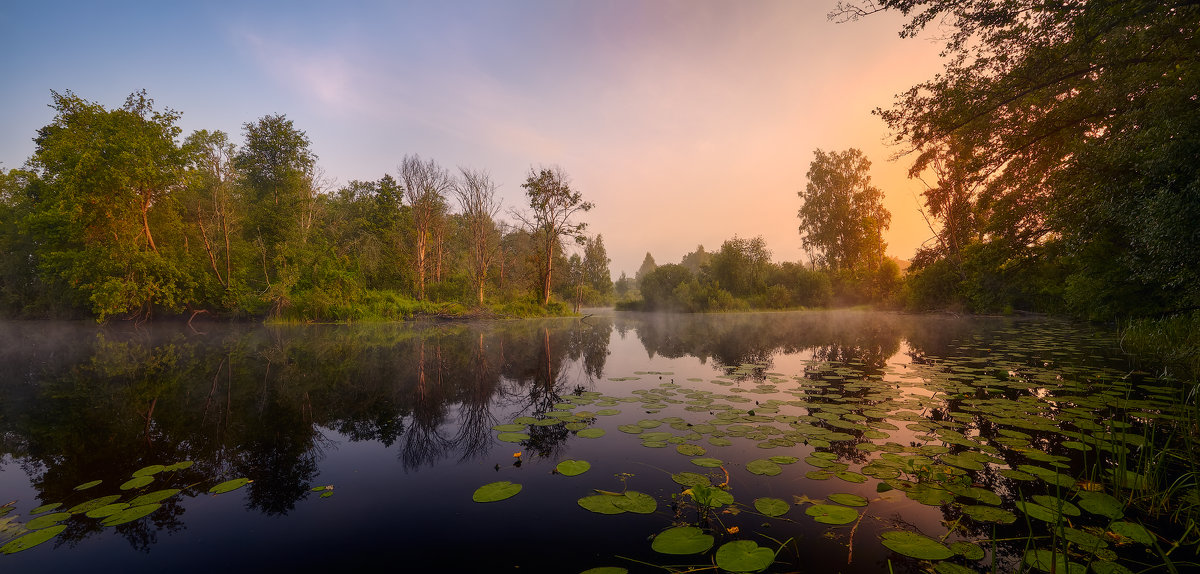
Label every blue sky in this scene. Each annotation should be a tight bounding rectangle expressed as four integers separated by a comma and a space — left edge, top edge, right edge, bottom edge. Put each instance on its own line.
1, 1, 945, 275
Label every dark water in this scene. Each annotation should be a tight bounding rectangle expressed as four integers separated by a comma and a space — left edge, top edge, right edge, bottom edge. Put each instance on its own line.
0, 311, 1186, 573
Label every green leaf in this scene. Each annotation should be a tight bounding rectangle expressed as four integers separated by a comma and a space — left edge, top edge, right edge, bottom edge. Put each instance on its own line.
690, 457, 724, 468
676, 444, 706, 456
73, 480, 102, 491
746, 459, 782, 476
26, 512, 71, 530
127, 489, 180, 506
753, 497, 789, 517
578, 494, 625, 515
0, 524, 66, 554
68, 495, 121, 514
1108, 521, 1153, 545
30, 503, 62, 515
100, 503, 161, 526
497, 432, 530, 443
611, 491, 657, 514
961, 504, 1017, 524
950, 541, 985, 560
120, 475, 154, 490
1076, 492, 1124, 520
472, 481, 522, 503
827, 493, 869, 507
1023, 549, 1084, 573
880, 531, 954, 560
769, 455, 799, 464
576, 428, 606, 438
132, 464, 165, 477
671, 472, 711, 488
163, 460, 194, 472
805, 504, 858, 525
209, 478, 251, 494
715, 540, 775, 572
651, 526, 714, 555
1016, 501, 1063, 523
85, 503, 131, 519
555, 460, 591, 477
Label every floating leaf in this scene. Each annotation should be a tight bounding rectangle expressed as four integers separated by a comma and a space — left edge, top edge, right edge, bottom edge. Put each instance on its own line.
715, 540, 775, 572
671, 472, 711, 488
556, 460, 591, 477
0, 524, 66, 554
1108, 521, 1153, 545
209, 478, 251, 494
676, 444, 706, 456
1089, 561, 1134, 574
950, 541, 985, 560
30, 503, 61, 515
472, 481, 522, 503
120, 476, 154, 490
805, 504, 858, 525
101, 503, 161, 526
827, 493, 868, 507
595, 409, 620, 416
835, 471, 867, 483
497, 432, 530, 443
132, 464, 165, 477
612, 491, 657, 514
753, 497, 789, 517
68, 495, 121, 514
1076, 492, 1124, 520
1016, 501, 1062, 523
85, 503, 130, 519
651, 526, 714, 555
128, 489, 181, 506
961, 504, 1017, 524
26, 512, 71, 530
934, 563, 977, 574
577, 428, 606, 439
880, 531, 954, 560
690, 457, 724, 468
768, 455, 799, 464
1023, 549, 1083, 573
580, 568, 628, 574
163, 460, 194, 472
746, 459, 782, 476
73, 480, 102, 491
578, 494, 625, 515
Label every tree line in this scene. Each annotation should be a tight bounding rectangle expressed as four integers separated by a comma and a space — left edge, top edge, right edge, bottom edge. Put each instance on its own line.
0, 90, 610, 321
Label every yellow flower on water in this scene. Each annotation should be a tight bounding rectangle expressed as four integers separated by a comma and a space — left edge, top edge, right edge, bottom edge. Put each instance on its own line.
726, 526, 740, 534
512, 452, 522, 458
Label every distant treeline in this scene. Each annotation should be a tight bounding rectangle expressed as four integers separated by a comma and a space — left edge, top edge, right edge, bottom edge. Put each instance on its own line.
0, 91, 608, 322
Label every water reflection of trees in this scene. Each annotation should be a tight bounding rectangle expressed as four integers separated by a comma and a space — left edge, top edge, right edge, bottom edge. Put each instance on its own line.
0, 316, 613, 547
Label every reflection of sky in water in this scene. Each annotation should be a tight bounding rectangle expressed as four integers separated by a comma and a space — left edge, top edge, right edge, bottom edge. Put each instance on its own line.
0, 312, 1172, 573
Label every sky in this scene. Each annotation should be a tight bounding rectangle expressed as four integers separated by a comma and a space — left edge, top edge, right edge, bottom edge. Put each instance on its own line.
0, 0, 947, 277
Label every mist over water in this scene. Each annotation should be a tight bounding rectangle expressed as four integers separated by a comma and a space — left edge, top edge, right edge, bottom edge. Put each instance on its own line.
0, 311, 1163, 573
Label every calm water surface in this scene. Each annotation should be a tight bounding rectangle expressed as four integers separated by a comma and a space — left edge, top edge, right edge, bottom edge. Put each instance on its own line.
0, 310, 1185, 573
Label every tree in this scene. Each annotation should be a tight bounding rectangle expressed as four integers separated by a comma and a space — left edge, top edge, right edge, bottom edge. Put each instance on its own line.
582, 234, 612, 298
235, 114, 317, 295
453, 167, 502, 305
28, 90, 191, 320
634, 253, 658, 286
398, 155, 452, 300
797, 148, 891, 272
679, 245, 712, 276
709, 236, 772, 297
836, 0, 1200, 316
182, 129, 238, 293
517, 167, 593, 306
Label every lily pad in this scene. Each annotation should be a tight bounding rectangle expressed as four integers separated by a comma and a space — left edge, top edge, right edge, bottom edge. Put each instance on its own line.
961, 504, 1017, 524
163, 460, 194, 472
576, 428, 606, 439
85, 503, 131, 519
100, 503, 161, 526
950, 541, 985, 560
73, 480, 102, 491
497, 432, 530, 443
26, 512, 71, 530
68, 495, 121, 514
1023, 549, 1084, 573
473, 481, 522, 503
612, 491, 657, 514
671, 472, 711, 488
209, 478, 251, 494
690, 457, 724, 468
30, 503, 62, 515
127, 489, 181, 506
1108, 521, 1153, 545
1016, 501, 1063, 523
132, 464, 165, 477
580, 568, 628, 574
746, 459, 783, 476
578, 494, 625, 514
676, 444, 706, 456
1076, 491, 1124, 520
768, 455, 799, 464
556, 460, 591, 477
753, 497, 789, 517
715, 540, 775, 572
651, 526, 714, 555
805, 504, 858, 525
0, 524, 66, 554
827, 493, 868, 507
120, 475, 154, 490
880, 530, 954, 560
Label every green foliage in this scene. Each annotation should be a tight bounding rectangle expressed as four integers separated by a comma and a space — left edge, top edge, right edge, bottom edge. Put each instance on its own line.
797, 148, 890, 273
